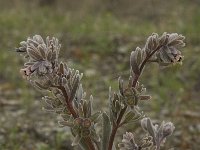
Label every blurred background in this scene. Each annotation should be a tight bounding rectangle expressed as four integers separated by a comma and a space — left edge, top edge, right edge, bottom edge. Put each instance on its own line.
0, 0, 200, 149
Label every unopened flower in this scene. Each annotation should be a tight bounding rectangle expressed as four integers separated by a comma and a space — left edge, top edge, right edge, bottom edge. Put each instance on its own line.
162, 122, 175, 138
140, 118, 175, 149
118, 132, 139, 150
16, 35, 61, 78
156, 33, 185, 66
157, 46, 183, 66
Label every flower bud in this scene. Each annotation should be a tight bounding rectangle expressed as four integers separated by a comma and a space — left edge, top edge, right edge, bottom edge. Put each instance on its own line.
163, 122, 175, 138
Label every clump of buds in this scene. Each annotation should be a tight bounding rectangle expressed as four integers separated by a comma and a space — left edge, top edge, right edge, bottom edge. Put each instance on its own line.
141, 118, 175, 149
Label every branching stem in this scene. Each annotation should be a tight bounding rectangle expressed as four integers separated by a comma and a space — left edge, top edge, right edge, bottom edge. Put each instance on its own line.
52, 85, 95, 150
108, 45, 163, 150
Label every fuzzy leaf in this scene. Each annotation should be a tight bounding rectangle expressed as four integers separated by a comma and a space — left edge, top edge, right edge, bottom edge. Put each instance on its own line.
118, 77, 124, 96
76, 84, 83, 103
90, 111, 101, 122
101, 112, 111, 150
122, 110, 136, 124
130, 50, 140, 75
87, 96, 92, 117
59, 62, 64, 74
27, 47, 43, 61
69, 75, 80, 102
147, 118, 156, 142
46, 50, 52, 61
83, 100, 88, 118
38, 45, 46, 58
34, 81, 49, 90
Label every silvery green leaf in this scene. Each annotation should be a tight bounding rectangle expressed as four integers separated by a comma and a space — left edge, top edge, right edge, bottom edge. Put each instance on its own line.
51, 98, 62, 107
64, 82, 70, 96
38, 45, 46, 58
157, 121, 164, 143
42, 105, 54, 112
101, 112, 111, 150
87, 96, 93, 117
46, 50, 52, 61
72, 135, 81, 146
83, 100, 88, 117
51, 50, 57, 61
33, 35, 44, 44
61, 77, 67, 85
20, 41, 27, 47
151, 33, 159, 49
59, 62, 64, 74
114, 100, 121, 112
111, 109, 118, 121
168, 33, 184, 44
34, 81, 49, 89
118, 77, 124, 96
90, 111, 101, 122
38, 64, 47, 74
141, 118, 148, 131
168, 39, 185, 48
53, 75, 60, 85
159, 48, 172, 63
127, 113, 143, 124
128, 76, 133, 88
46, 36, 50, 48
145, 33, 159, 54
136, 47, 143, 65
159, 32, 168, 46
130, 49, 140, 75
55, 93, 66, 105
44, 99, 52, 106
122, 110, 136, 124
27, 47, 43, 61
30, 62, 41, 71
24, 62, 34, 66
147, 118, 156, 142
76, 84, 83, 103
69, 75, 80, 102
27, 38, 39, 47
78, 103, 84, 117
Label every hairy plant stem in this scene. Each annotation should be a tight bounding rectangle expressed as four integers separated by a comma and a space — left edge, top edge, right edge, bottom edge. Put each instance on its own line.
58, 86, 78, 118
108, 106, 127, 150
52, 85, 95, 150
108, 45, 162, 150
132, 45, 163, 87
